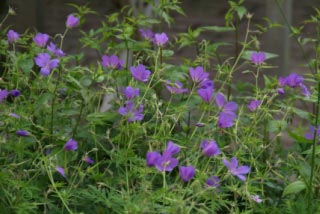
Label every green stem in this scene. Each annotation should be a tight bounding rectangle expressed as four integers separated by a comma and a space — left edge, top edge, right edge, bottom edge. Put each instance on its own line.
307, 40, 320, 214
72, 98, 85, 138
50, 67, 62, 144
162, 170, 166, 196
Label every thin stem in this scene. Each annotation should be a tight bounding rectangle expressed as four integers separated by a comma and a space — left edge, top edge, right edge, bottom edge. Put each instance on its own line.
50, 67, 62, 144
307, 40, 320, 214
72, 98, 85, 138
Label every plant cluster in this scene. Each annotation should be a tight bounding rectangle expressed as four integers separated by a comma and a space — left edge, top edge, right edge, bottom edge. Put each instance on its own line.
0, 1, 319, 213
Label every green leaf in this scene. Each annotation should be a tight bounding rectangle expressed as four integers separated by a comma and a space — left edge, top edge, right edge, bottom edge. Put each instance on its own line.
291, 107, 310, 120
282, 180, 306, 197
267, 120, 287, 133
302, 146, 320, 155
162, 50, 174, 57
18, 55, 34, 74
199, 26, 235, 32
236, 6, 247, 20
80, 76, 92, 87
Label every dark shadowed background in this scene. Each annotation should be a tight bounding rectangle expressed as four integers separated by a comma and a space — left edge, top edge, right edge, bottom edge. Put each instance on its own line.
3, 0, 318, 75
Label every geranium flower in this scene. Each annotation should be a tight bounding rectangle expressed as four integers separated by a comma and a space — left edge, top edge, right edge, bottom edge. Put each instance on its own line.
190, 66, 209, 83
248, 100, 261, 111
205, 176, 220, 188
66, 14, 79, 28
223, 157, 250, 181
305, 125, 320, 144
146, 151, 162, 167
250, 195, 262, 203
64, 138, 78, 151
201, 140, 220, 157
216, 93, 237, 118
153, 32, 168, 46
165, 81, 188, 94
7, 29, 19, 44
56, 166, 66, 178
9, 89, 20, 97
130, 64, 151, 82
84, 155, 94, 164
146, 141, 180, 172
101, 55, 124, 69
118, 101, 144, 122
197, 79, 214, 103
123, 86, 140, 100
139, 29, 154, 40
0, 89, 8, 102
47, 42, 65, 57
16, 130, 30, 136
9, 113, 20, 118
218, 112, 234, 128
33, 33, 49, 47
278, 73, 310, 98
251, 52, 266, 65
179, 166, 195, 182
34, 53, 60, 76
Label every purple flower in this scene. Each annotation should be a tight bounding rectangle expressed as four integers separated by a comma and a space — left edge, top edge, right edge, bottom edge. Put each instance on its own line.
248, 100, 261, 111
223, 157, 250, 181
216, 93, 238, 118
84, 155, 94, 164
123, 86, 140, 100
146, 141, 180, 172
0, 89, 8, 102
47, 42, 65, 57
195, 123, 205, 127
33, 33, 49, 47
155, 153, 179, 172
277, 88, 285, 95
215, 93, 237, 128
64, 138, 78, 151
118, 101, 144, 122
201, 140, 220, 157
56, 166, 66, 178
9, 89, 20, 97
9, 113, 20, 118
305, 125, 320, 144
163, 140, 180, 156
146, 151, 162, 167
165, 81, 188, 94
281, 73, 303, 88
34, 53, 60, 76
7, 30, 19, 44
197, 80, 214, 103
278, 73, 310, 98
251, 52, 266, 65
250, 195, 262, 203
130, 64, 151, 82
300, 84, 310, 98
205, 176, 220, 188
218, 112, 234, 128
101, 55, 124, 69
139, 29, 154, 40
153, 32, 168, 46
190, 66, 209, 83
179, 166, 195, 182
66, 14, 79, 28
45, 149, 51, 155
16, 130, 30, 136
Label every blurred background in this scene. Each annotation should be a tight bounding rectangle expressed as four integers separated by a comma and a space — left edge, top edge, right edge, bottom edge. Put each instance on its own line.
2, 0, 318, 75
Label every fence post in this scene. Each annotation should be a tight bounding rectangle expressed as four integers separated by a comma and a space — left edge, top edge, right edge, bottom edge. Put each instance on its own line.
265, 0, 292, 75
